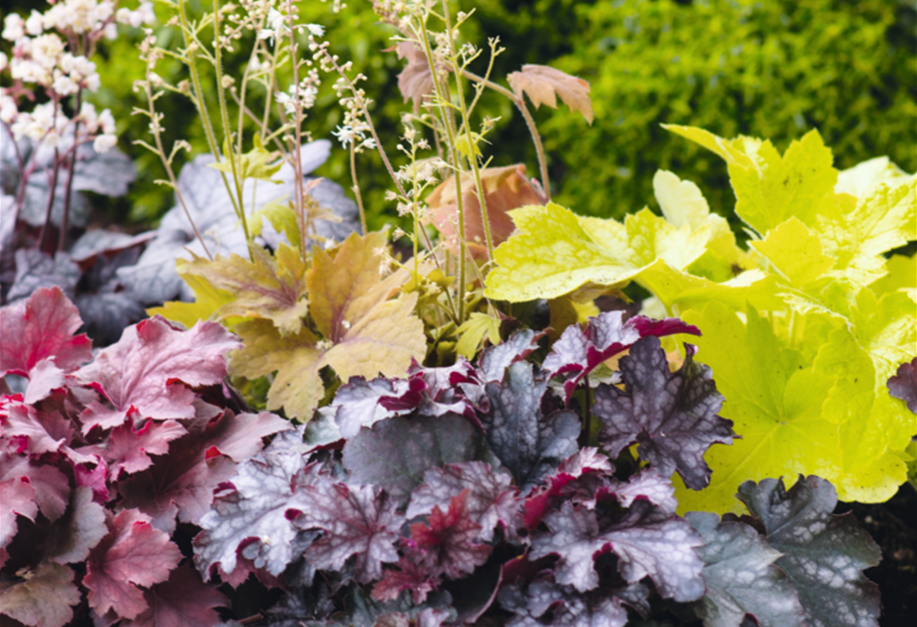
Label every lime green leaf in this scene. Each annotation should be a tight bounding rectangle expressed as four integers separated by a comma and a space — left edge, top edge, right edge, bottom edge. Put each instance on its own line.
485, 202, 711, 302
835, 156, 913, 200
750, 217, 834, 286
207, 136, 282, 183
147, 260, 236, 329
816, 178, 916, 286
869, 254, 916, 298
252, 199, 302, 247
180, 243, 309, 336
665, 126, 837, 235
455, 312, 503, 360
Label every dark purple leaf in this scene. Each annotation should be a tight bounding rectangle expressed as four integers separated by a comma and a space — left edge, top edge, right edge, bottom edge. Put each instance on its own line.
7, 250, 81, 302
477, 329, 543, 382
594, 337, 733, 489
343, 413, 495, 507
122, 562, 227, 627
686, 511, 804, 627
326, 376, 415, 439
737, 476, 881, 627
887, 358, 917, 413
372, 558, 439, 604
481, 361, 580, 490
522, 448, 614, 530
498, 578, 645, 627
292, 478, 404, 584
407, 461, 520, 542
408, 490, 492, 579
530, 500, 705, 600
600, 469, 678, 514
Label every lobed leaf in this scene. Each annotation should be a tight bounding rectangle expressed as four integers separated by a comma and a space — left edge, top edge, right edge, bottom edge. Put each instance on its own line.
507, 65, 594, 123
408, 490, 493, 579
0, 561, 80, 627
122, 562, 227, 627
594, 336, 733, 489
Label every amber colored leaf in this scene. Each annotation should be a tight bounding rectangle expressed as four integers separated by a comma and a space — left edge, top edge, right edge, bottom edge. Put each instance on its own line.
396, 42, 434, 109
0, 561, 80, 627
231, 233, 425, 420
507, 65, 594, 124
427, 165, 546, 258
180, 243, 309, 336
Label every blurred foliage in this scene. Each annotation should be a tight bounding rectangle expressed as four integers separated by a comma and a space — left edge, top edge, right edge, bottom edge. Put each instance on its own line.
4, 0, 915, 230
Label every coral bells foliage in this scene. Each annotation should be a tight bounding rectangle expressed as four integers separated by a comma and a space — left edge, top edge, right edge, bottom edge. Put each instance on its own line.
0, 287, 288, 626
190, 311, 881, 627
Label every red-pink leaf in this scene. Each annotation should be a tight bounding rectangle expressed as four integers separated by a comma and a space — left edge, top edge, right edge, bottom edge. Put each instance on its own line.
122, 562, 227, 627
0, 475, 36, 549
372, 558, 438, 604
1, 398, 73, 456
105, 420, 188, 477
84, 508, 182, 620
0, 286, 92, 377
118, 411, 289, 533
409, 490, 492, 579
23, 357, 66, 404
0, 451, 70, 521
76, 317, 240, 432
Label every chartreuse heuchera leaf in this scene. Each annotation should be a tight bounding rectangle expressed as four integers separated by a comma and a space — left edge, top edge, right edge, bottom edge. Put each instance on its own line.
485, 125, 916, 511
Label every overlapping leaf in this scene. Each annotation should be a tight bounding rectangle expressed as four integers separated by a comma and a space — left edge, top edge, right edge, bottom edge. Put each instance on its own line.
737, 476, 881, 627
888, 358, 917, 413
594, 336, 733, 490
0, 561, 81, 627
498, 578, 643, 627
75, 317, 240, 432
230, 232, 425, 420
686, 511, 804, 627
408, 490, 492, 579
123, 562, 227, 627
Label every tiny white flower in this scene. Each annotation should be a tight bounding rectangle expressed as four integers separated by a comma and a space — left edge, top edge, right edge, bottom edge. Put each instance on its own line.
2, 14, 25, 42
80, 101, 99, 132
98, 108, 115, 134
52, 74, 79, 96
360, 136, 377, 151
93, 133, 117, 153
25, 10, 44, 36
332, 124, 355, 147
129, 10, 144, 29
104, 23, 117, 40
304, 23, 324, 37
116, 8, 132, 24
0, 94, 17, 124
84, 72, 100, 92
139, 2, 156, 25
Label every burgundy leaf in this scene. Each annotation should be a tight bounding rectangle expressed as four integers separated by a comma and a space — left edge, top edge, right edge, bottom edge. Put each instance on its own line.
118, 410, 288, 533
75, 317, 241, 431
530, 500, 704, 600
481, 361, 580, 490
123, 562, 227, 627
595, 337, 733, 489
105, 419, 188, 477
0, 561, 80, 627
522, 448, 614, 530
294, 478, 404, 584
0, 451, 70, 521
372, 557, 439, 604
84, 508, 182, 620
1, 398, 72, 456
542, 312, 700, 400
887, 357, 917, 413
409, 490, 492, 579
0, 286, 92, 377
49, 486, 107, 564
193, 442, 322, 581
737, 476, 881, 627
407, 461, 520, 542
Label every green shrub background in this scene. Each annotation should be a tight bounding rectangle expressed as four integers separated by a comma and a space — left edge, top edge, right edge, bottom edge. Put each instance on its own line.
4, 0, 915, 228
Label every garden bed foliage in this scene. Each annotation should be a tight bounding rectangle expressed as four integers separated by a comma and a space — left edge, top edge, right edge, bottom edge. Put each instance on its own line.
1, 0, 915, 626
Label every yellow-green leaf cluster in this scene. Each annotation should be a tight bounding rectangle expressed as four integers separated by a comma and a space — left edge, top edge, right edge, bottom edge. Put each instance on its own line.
485, 126, 916, 513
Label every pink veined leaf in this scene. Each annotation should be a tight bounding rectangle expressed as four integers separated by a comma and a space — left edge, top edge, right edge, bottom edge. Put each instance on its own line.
371, 557, 439, 605
121, 562, 228, 627
74, 456, 110, 503
75, 317, 241, 432
406, 461, 520, 542
0, 286, 92, 377
22, 357, 66, 404
0, 451, 70, 522
408, 489, 492, 580
117, 411, 289, 533
498, 578, 644, 627
293, 478, 404, 584
84, 508, 182, 620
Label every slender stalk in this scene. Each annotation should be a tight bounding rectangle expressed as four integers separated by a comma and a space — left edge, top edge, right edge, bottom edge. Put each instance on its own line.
58, 89, 83, 252
37, 101, 61, 252
462, 69, 551, 199
349, 140, 367, 234
581, 373, 592, 447
212, 0, 250, 241
285, 0, 307, 252
440, 0, 494, 260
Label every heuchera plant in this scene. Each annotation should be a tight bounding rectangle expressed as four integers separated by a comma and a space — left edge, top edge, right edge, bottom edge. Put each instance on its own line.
0, 287, 289, 626
484, 126, 916, 513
